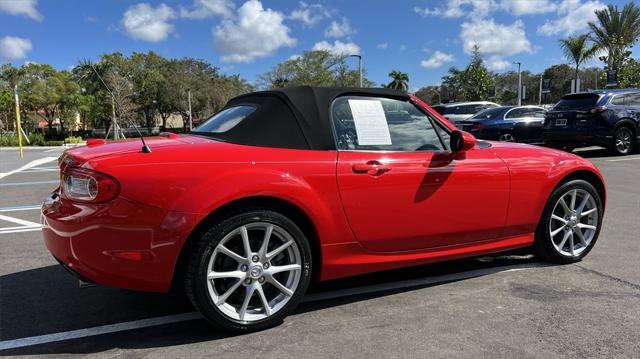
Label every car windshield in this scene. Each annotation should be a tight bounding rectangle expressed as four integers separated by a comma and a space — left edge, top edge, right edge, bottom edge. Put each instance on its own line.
553, 94, 601, 110
471, 107, 506, 120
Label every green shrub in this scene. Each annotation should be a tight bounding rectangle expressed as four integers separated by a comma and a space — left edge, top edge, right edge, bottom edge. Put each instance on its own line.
0, 135, 19, 147
28, 133, 46, 146
64, 136, 83, 144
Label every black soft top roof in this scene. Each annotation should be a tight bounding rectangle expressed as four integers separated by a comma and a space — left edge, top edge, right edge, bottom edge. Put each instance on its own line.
222, 86, 409, 150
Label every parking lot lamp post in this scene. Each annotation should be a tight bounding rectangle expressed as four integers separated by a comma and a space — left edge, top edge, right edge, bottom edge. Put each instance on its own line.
347, 54, 362, 87
513, 61, 522, 106
187, 89, 193, 131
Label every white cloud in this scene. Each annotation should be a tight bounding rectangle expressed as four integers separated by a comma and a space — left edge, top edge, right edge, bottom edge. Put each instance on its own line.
486, 55, 511, 71
460, 18, 532, 56
502, 0, 557, 15
287, 54, 301, 61
214, 0, 296, 63
0, 36, 32, 60
537, 0, 605, 36
180, 0, 234, 19
414, 0, 559, 18
324, 17, 353, 38
289, 1, 330, 26
421, 51, 455, 69
0, 0, 42, 21
399, 44, 407, 51
122, 3, 176, 42
376, 42, 388, 50
312, 40, 360, 56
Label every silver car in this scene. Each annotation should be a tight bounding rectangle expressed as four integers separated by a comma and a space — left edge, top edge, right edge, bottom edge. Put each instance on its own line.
431, 101, 500, 123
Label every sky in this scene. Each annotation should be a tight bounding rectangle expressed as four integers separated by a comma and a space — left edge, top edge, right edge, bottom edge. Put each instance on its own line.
0, 0, 637, 90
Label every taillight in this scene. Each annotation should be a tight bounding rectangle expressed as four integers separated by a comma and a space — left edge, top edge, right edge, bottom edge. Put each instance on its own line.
61, 168, 120, 203
471, 123, 486, 131
590, 106, 607, 113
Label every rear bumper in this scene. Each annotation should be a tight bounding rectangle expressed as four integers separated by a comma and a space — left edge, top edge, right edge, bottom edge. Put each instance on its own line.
542, 128, 610, 147
42, 190, 202, 292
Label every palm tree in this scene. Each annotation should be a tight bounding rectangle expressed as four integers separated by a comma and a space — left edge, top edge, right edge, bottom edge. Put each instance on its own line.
558, 34, 598, 83
386, 70, 409, 92
588, 2, 640, 71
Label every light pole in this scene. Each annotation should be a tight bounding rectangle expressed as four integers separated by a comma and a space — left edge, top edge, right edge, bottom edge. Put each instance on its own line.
513, 61, 522, 106
187, 89, 193, 131
347, 54, 362, 87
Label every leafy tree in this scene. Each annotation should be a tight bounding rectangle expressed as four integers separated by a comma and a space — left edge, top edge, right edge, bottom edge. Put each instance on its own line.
559, 34, 598, 83
260, 50, 373, 89
589, 2, 640, 71
386, 70, 409, 92
414, 86, 441, 105
460, 46, 493, 101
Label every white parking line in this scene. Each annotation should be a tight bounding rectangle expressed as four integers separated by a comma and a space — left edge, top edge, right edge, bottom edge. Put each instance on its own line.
607, 156, 640, 162
0, 227, 42, 234
0, 180, 59, 187
0, 214, 40, 228
0, 157, 58, 179
0, 263, 542, 351
0, 205, 41, 212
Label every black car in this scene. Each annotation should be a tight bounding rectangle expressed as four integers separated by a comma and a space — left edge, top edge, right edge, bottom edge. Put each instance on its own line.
543, 89, 640, 155
456, 106, 546, 143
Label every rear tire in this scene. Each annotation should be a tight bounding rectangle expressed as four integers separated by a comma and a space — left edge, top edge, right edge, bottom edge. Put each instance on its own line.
534, 179, 603, 264
610, 126, 635, 155
499, 132, 515, 142
185, 210, 312, 332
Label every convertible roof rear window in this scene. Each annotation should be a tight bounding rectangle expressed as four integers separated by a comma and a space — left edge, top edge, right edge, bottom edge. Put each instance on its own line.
196, 106, 256, 133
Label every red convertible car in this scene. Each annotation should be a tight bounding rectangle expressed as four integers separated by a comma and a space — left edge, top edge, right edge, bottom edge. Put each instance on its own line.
43, 86, 605, 332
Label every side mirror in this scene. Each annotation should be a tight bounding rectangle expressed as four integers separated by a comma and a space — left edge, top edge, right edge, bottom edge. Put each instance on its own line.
450, 130, 477, 152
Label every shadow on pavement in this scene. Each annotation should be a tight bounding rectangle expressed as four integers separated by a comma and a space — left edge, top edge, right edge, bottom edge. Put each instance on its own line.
1, 253, 548, 356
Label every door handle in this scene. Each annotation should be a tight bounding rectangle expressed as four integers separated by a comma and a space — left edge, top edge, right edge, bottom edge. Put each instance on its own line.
352, 161, 391, 176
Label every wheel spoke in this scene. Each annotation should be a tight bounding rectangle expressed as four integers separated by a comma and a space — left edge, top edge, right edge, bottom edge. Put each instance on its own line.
267, 264, 301, 275
266, 240, 293, 261
576, 193, 591, 214
267, 276, 293, 296
240, 226, 252, 257
569, 232, 575, 256
215, 279, 243, 306
218, 245, 247, 263
577, 223, 597, 230
574, 228, 588, 247
558, 229, 571, 250
255, 283, 272, 316
258, 224, 273, 258
551, 214, 567, 224
581, 208, 596, 217
551, 226, 565, 238
570, 190, 577, 211
208, 270, 245, 280
559, 197, 571, 214
238, 283, 256, 321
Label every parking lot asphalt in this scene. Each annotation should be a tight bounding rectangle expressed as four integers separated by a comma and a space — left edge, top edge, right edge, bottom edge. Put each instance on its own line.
0, 146, 639, 358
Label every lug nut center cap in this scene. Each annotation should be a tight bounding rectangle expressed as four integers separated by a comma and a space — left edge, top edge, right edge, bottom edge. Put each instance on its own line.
249, 265, 263, 279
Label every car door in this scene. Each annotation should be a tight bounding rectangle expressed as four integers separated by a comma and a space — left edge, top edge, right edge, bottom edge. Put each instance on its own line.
507, 107, 545, 142
332, 96, 510, 253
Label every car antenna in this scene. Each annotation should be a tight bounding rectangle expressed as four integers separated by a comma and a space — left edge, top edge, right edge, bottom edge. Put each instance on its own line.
89, 63, 152, 153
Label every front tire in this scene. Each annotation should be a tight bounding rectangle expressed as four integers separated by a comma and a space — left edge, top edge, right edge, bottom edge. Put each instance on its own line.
534, 180, 603, 264
185, 210, 312, 332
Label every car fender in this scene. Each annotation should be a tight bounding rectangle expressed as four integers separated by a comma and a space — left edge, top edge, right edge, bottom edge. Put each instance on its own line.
613, 118, 639, 136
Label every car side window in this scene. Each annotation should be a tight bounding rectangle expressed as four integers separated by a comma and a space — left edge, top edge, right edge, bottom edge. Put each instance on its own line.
506, 108, 526, 119
332, 96, 446, 152
627, 93, 640, 106
611, 95, 627, 106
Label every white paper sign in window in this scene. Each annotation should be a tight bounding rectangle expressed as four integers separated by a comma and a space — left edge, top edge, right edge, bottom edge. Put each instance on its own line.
348, 99, 392, 145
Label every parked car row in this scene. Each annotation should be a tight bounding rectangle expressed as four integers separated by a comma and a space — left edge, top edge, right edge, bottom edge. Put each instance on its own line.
431, 88, 640, 155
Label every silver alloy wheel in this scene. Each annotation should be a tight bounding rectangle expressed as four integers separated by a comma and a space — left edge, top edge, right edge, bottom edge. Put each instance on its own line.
615, 128, 632, 153
499, 133, 515, 142
548, 189, 598, 257
206, 222, 302, 323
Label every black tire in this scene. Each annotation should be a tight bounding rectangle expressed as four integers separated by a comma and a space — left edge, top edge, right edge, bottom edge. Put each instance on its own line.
534, 179, 603, 264
499, 132, 516, 142
610, 126, 635, 155
185, 210, 312, 333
